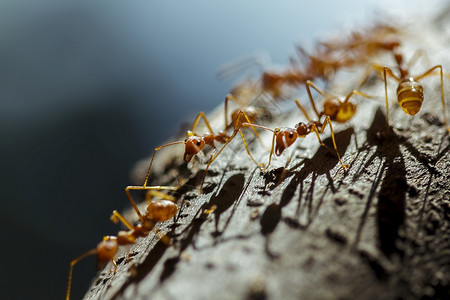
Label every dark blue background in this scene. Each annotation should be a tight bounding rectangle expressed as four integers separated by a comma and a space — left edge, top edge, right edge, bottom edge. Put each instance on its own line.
0, 1, 438, 299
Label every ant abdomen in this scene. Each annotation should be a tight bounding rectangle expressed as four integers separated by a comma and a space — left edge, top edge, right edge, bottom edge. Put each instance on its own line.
397, 77, 424, 115
323, 98, 357, 123
146, 200, 178, 223
96, 239, 119, 263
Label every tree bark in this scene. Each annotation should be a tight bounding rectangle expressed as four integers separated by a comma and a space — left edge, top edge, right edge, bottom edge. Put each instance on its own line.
83, 11, 450, 300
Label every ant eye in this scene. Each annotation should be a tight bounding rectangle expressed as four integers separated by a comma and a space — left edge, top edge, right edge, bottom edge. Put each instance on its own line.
289, 132, 294, 139
197, 140, 202, 146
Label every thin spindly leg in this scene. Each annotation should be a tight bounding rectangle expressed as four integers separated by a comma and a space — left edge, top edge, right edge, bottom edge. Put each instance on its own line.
190, 112, 215, 134
66, 249, 97, 300
199, 148, 218, 193
238, 129, 266, 169
242, 122, 276, 170
234, 110, 266, 148
294, 98, 312, 122
110, 210, 134, 230
342, 90, 374, 104
415, 65, 450, 131
143, 141, 185, 188
313, 116, 349, 169
305, 80, 329, 119
371, 64, 400, 128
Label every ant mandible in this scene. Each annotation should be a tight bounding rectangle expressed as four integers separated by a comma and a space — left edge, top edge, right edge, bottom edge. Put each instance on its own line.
66, 193, 178, 300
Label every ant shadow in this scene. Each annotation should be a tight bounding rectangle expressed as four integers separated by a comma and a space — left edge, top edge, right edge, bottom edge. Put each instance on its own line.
156, 170, 257, 285
350, 107, 450, 259
258, 127, 354, 257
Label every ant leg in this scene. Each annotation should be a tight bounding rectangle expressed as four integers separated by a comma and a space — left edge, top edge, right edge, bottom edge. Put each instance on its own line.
234, 110, 266, 148
294, 98, 312, 122
305, 80, 328, 119
415, 65, 449, 131
199, 148, 218, 193
238, 129, 266, 169
146, 190, 177, 203
66, 249, 97, 300
342, 90, 374, 104
143, 141, 185, 188
110, 210, 134, 230
242, 122, 276, 170
224, 93, 241, 131
190, 112, 215, 135
372, 64, 400, 128
313, 116, 349, 169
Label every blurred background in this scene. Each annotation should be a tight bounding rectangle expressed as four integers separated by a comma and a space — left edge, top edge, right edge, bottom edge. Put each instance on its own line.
0, 1, 445, 299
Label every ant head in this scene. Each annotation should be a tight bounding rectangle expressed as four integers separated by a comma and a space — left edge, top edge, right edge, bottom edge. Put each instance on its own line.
96, 239, 118, 264
275, 127, 298, 156
184, 136, 205, 162
324, 98, 356, 122
147, 199, 179, 223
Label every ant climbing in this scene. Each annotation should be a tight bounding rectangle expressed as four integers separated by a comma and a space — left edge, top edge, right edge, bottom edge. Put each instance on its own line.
303, 80, 374, 124
66, 194, 178, 300
241, 81, 374, 170
261, 23, 401, 99
132, 94, 268, 194
363, 48, 450, 132
241, 101, 351, 171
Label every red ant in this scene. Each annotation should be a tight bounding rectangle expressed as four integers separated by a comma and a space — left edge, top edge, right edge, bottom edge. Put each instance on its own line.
365, 49, 450, 131
130, 94, 266, 195
242, 80, 374, 169
261, 23, 401, 99
241, 103, 349, 171
65, 193, 178, 300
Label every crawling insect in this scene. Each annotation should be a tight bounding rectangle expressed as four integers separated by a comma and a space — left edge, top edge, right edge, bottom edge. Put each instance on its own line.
65, 194, 178, 300
303, 80, 374, 125
241, 96, 353, 170
366, 49, 450, 131
261, 23, 401, 99
132, 94, 269, 194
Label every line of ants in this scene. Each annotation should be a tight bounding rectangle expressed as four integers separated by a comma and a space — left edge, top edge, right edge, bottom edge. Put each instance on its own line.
66, 23, 450, 300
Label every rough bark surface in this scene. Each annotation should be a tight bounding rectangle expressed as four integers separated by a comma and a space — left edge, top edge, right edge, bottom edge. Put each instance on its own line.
83, 13, 450, 300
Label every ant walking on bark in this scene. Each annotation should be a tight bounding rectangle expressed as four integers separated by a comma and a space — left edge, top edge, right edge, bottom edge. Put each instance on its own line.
364, 49, 450, 132
66, 193, 178, 300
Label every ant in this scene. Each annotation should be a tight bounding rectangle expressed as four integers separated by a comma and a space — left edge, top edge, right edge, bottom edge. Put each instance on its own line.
363, 48, 450, 132
303, 80, 374, 125
131, 94, 266, 195
65, 193, 178, 300
261, 23, 401, 99
241, 97, 352, 171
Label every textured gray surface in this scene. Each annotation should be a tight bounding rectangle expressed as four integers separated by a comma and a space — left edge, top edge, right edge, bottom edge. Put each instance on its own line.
83, 13, 450, 300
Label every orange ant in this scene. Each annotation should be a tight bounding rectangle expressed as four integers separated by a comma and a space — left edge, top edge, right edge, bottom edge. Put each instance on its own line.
261, 23, 401, 99
303, 80, 374, 125
65, 193, 178, 300
366, 49, 450, 132
241, 98, 353, 171
241, 80, 375, 169
131, 94, 266, 194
